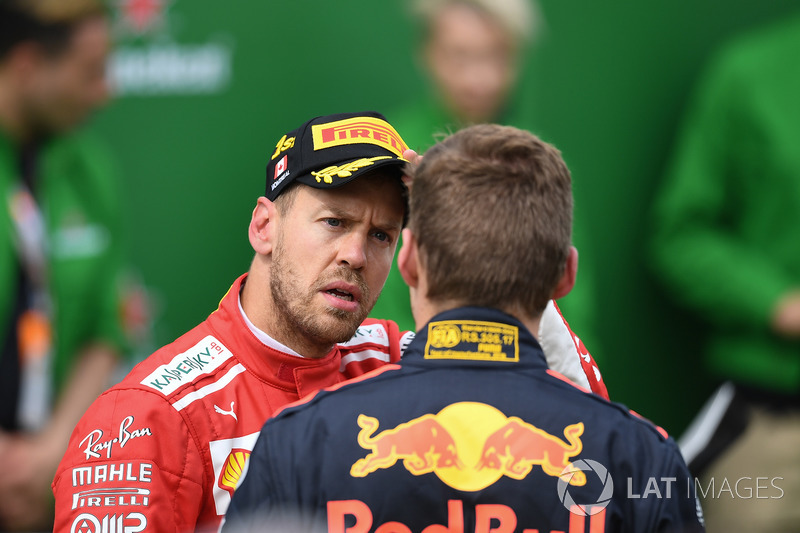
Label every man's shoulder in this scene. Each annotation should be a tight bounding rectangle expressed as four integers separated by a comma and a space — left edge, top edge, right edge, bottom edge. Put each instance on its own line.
55, 322, 242, 477
708, 13, 800, 85
117, 320, 239, 402
344, 318, 398, 342
42, 129, 122, 215
339, 320, 397, 354
44, 129, 115, 171
268, 362, 403, 428
338, 319, 412, 373
541, 370, 673, 442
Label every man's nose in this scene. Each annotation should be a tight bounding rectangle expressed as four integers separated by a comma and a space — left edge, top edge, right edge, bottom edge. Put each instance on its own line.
337, 232, 367, 270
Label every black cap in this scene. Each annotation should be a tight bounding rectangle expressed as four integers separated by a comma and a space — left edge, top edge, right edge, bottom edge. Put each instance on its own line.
265, 111, 409, 201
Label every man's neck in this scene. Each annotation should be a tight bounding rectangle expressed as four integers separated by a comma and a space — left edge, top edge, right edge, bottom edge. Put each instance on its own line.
237, 291, 304, 358
418, 300, 542, 341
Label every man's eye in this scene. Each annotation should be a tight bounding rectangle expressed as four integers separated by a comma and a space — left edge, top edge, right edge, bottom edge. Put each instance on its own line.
373, 231, 389, 242
324, 218, 341, 227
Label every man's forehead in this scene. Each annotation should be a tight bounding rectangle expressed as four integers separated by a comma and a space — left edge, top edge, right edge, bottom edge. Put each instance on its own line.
298, 176, 406, 224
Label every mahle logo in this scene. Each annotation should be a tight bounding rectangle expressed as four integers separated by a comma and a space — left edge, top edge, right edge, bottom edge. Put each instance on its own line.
350, 402, 585, 492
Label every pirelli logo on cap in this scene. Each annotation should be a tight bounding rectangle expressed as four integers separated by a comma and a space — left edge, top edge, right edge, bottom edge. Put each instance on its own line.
311, 117, 408, 158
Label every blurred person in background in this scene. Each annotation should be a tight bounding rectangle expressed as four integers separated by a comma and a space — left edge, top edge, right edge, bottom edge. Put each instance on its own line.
372, 0, 602, 361
393, 0, 540, 147
650, 12, 800, 532
0, 0, 126, 529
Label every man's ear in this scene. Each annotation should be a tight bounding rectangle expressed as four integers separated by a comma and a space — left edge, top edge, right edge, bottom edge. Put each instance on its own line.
552, 246, 578, 299
248, 197, 278, 255
397, 228, 420, 289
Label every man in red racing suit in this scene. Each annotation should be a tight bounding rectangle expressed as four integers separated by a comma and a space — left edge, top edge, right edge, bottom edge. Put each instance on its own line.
52, 273, 412, 532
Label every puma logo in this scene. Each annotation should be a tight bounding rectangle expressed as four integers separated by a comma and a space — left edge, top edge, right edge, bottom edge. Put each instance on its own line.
214, 401, 238, 422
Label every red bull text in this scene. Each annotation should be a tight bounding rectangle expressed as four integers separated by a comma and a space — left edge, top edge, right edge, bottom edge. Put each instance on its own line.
327, 499, 607, 533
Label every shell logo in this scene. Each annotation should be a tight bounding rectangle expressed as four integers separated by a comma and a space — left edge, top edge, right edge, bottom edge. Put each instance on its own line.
218, 449, 251, 496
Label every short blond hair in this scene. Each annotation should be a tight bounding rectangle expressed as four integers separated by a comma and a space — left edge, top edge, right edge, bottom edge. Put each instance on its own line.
412, 0, 542, 45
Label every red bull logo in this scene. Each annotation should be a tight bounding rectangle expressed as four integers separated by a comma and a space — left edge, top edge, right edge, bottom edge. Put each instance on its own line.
351, 402, 585, 491
351, 414, 464, 477
477, 418, 585, 485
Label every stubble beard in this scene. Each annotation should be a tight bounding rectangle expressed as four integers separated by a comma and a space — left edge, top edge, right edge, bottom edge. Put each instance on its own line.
269, 239, 374, 351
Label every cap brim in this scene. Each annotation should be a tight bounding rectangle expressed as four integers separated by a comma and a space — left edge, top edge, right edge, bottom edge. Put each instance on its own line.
294, 156, 407, 190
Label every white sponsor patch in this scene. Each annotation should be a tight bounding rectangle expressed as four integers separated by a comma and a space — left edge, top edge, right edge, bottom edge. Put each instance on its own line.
171, 364, 246, 412
141, 336, 233, 395
339, 349, 392, 372
340, 324, 390, 348
209, 432, 260, 516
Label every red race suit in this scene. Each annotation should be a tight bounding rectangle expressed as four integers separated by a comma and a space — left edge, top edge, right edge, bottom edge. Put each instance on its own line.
52, 274, 606, 532
52, 274, 410, 532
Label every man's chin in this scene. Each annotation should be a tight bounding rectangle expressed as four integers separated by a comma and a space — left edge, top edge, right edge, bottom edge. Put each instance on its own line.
319, 308, 365, 343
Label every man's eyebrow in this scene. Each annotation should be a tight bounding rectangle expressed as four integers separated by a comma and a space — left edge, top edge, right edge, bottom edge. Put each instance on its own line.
378, 218, 404, 234
318, 202, 402, 233
317, 203, 353, 220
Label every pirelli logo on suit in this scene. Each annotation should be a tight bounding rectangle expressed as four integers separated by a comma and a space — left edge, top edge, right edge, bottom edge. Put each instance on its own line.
311, 117, 408, 158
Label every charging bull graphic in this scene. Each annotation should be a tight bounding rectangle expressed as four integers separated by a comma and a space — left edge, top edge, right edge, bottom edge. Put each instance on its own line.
350, 402, 586, 491
477, 419, 586, 486
351, 414, 464, 477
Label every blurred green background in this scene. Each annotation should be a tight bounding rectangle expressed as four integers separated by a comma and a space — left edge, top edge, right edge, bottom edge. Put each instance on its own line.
93, 0, 800, 436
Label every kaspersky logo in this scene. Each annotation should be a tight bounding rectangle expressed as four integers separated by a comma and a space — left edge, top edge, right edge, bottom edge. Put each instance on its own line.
350, 402, 585, 491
